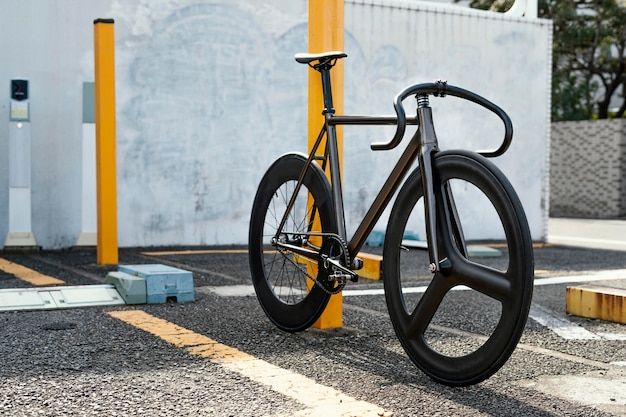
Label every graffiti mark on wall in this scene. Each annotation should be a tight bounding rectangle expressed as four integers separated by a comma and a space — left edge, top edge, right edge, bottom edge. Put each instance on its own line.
114, 2, 411, 244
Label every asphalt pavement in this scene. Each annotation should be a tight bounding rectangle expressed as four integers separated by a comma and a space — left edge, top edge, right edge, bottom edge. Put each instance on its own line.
1, 218, 625, 416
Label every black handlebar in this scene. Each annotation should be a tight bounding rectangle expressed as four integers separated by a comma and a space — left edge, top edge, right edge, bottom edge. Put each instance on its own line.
370, 82, 513, 158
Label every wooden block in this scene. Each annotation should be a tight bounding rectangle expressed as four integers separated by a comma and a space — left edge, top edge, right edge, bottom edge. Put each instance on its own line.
566, 285, 626, 324
357, 252, 383, 280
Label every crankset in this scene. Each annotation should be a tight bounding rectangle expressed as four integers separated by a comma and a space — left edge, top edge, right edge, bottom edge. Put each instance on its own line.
317, 235, 358, 293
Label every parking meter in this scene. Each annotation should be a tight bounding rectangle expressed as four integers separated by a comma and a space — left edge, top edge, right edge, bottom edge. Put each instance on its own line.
10, 79, 29, 122
5, 78, 37, 247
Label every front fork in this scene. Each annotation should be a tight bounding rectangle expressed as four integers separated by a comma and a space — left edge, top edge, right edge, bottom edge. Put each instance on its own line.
417, 95, 465, 273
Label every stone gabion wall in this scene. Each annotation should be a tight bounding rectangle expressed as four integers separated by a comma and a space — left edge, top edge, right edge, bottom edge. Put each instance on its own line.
550, 119, 626, 218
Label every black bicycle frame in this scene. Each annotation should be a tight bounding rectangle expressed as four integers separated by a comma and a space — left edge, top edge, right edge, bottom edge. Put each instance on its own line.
273, 77, 513, 275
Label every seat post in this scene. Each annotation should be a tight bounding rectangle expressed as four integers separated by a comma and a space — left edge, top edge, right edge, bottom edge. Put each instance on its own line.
294, 52, 346, 115
320, 67, 335, 114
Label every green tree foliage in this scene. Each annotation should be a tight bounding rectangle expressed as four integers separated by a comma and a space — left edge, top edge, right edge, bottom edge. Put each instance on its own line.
458, 0, 626, 121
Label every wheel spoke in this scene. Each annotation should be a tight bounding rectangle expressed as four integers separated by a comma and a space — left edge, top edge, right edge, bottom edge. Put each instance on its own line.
405, 275, 452, 337
447, 254, 513, 302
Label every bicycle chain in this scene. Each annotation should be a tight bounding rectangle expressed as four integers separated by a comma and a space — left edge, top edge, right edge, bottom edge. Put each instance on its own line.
276, 233, 350, 295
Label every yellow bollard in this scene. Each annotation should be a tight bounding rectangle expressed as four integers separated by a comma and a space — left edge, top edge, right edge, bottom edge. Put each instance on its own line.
308, 0, 345, 329
93, 19, 119, 265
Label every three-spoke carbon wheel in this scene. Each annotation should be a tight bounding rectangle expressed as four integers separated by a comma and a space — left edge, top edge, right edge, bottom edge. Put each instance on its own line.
383, 150, 534, 386
249, 153, 336, 332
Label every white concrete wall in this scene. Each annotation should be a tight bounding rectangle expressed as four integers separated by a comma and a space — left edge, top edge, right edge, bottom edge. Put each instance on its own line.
341, 0, 552, 242
0, 0, 551, 249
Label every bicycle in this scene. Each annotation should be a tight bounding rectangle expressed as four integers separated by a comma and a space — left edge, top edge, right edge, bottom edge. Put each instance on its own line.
248, 51, 534, 386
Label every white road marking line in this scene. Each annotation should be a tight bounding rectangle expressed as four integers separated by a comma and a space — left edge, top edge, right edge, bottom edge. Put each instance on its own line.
343, 285, 468, 297
529, 304, 601, 340
200, 269, 626, 299
198, 285, 257, 297
199, 285, 305, 298
343, 269, 626, 297
203, 269, 626, 341
596, 333, 626, 341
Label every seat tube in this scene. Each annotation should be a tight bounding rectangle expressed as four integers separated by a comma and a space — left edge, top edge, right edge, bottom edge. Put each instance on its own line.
325, 112, 347, 241
317, 67, 347, 240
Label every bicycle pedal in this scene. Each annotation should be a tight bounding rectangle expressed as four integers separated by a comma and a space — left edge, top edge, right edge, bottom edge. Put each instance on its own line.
330, 270, 359, 283
329, 273, 349, 283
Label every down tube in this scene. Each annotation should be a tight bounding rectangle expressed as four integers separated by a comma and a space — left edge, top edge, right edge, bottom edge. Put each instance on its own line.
347, 132, 422, 257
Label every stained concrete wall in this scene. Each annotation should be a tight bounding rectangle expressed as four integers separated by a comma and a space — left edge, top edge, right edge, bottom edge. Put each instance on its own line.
0, 0, 552, 249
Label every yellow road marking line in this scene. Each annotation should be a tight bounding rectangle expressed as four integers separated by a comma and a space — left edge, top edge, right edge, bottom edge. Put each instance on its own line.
142, 249, 281, 256
142, 249, 249, 256
0, 258, 65, 286
108, 310, 390, 417
488, 242, 551, 249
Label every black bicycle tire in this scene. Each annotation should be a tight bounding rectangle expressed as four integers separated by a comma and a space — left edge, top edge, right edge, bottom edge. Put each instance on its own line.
249, 153, 335, 332
383, 150, 534, 386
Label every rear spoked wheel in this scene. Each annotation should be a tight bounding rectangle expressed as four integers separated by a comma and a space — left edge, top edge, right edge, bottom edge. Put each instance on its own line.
249, 153, 336, 332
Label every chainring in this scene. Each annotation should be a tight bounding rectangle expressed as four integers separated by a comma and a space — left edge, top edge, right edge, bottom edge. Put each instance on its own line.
317, 235, 350, 293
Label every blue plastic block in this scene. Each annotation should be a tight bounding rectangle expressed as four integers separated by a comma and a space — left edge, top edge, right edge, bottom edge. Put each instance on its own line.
118, 264, 194, 304
104, 271, 147, 304
467, 245, 502, 258
366, 230, 420, 247
402, 231, 420, 241
365, 231, 385, 247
